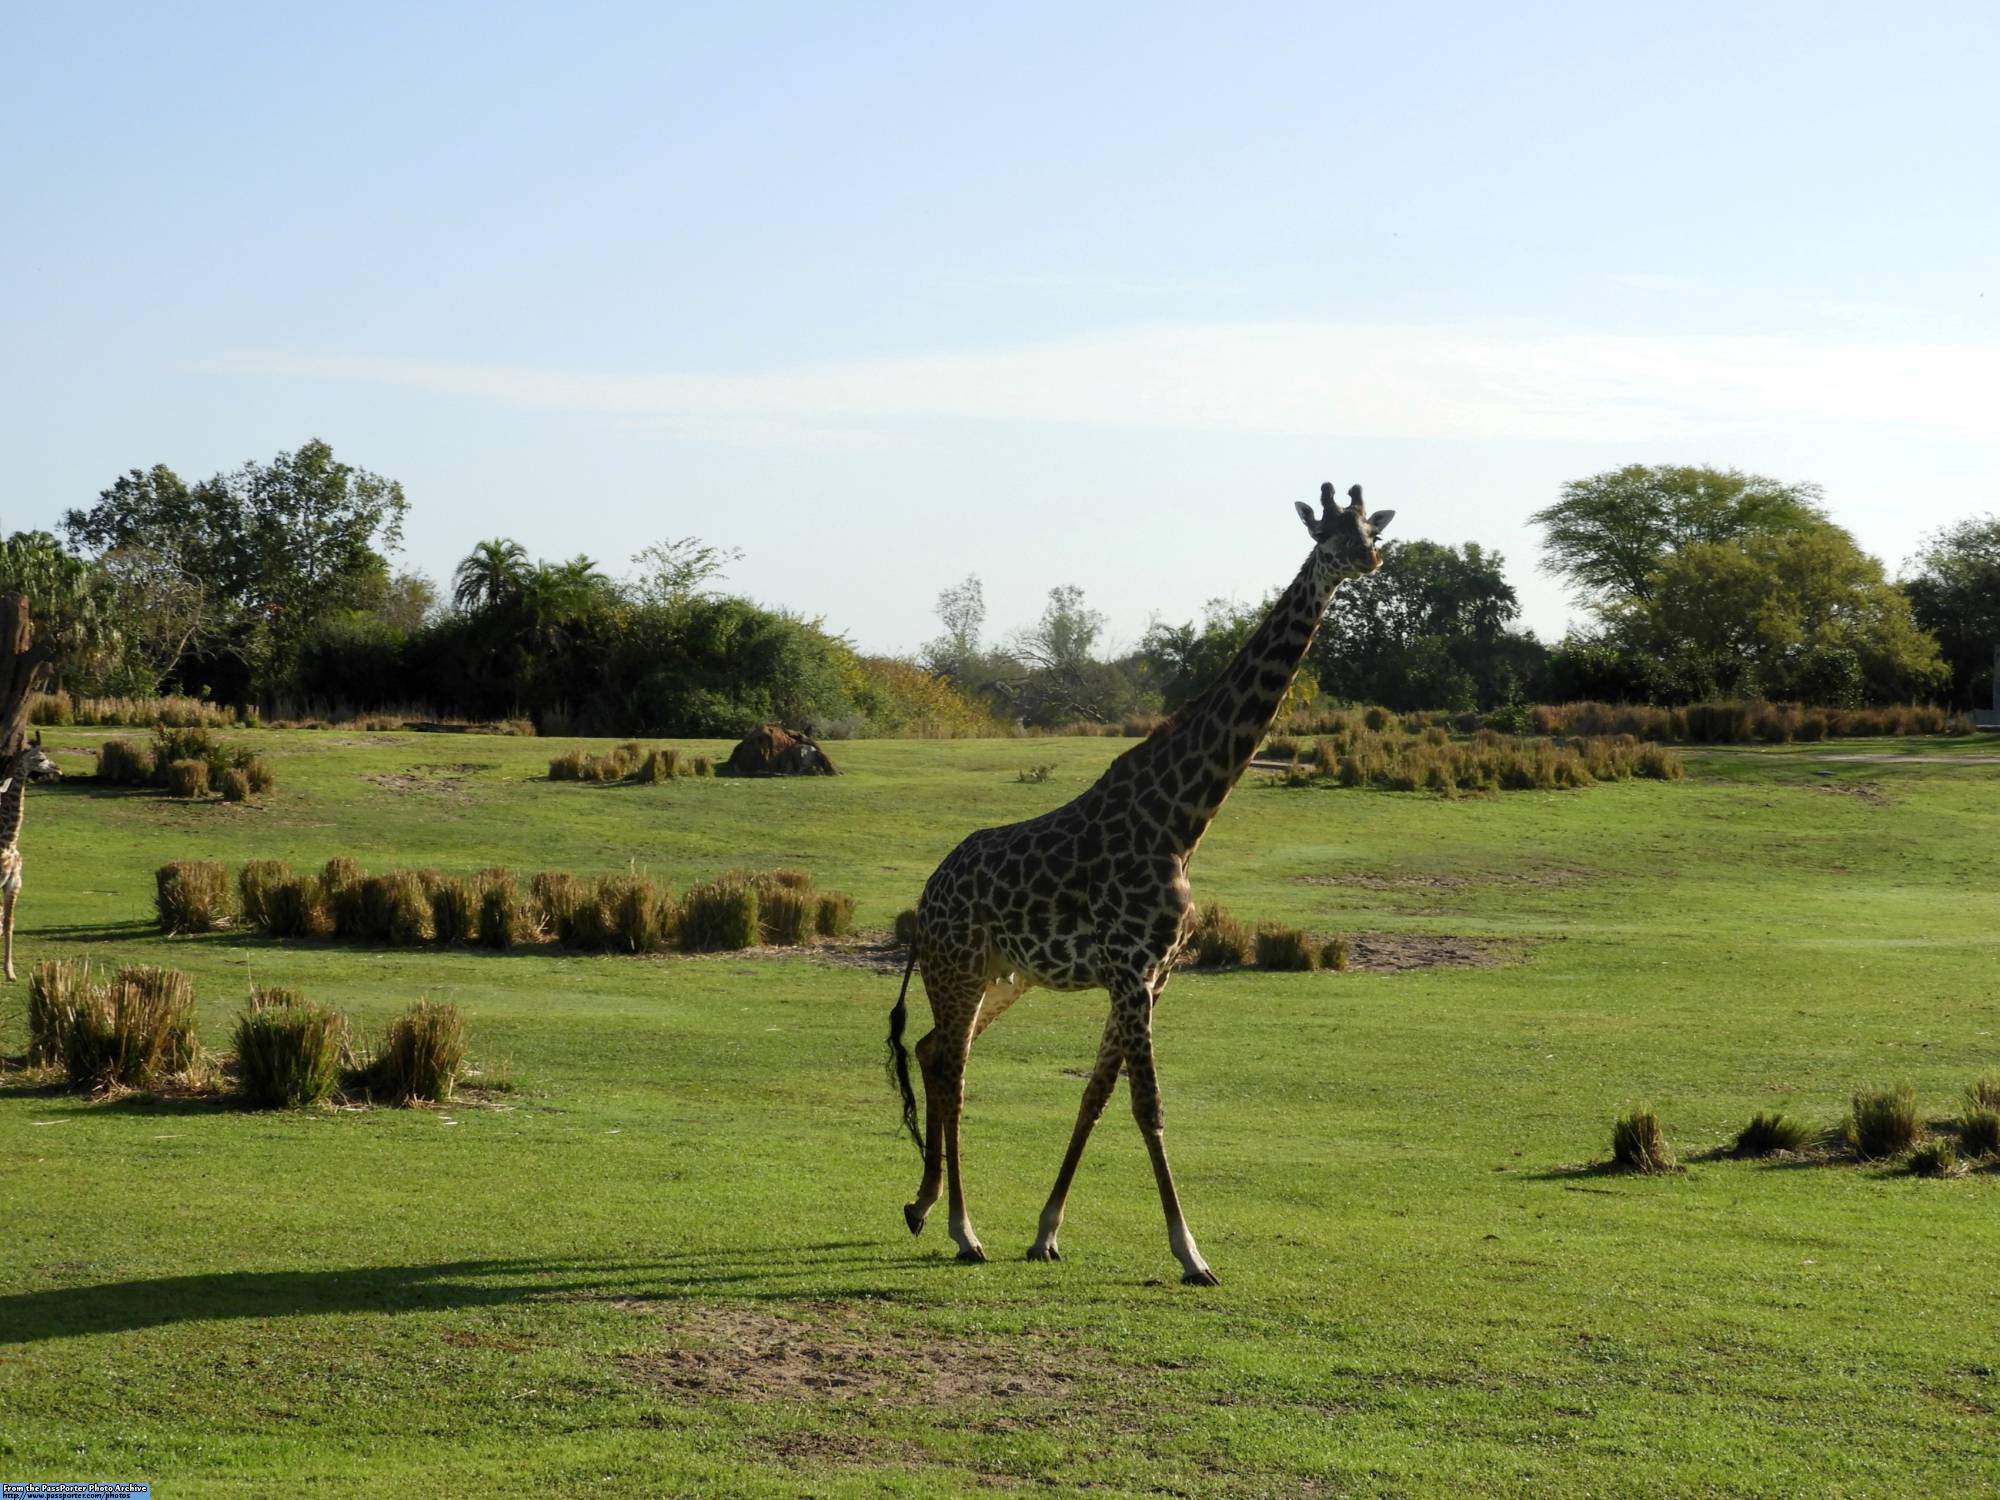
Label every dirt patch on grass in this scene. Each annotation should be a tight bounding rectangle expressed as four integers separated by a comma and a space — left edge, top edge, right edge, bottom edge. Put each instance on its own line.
619, 1299, 1087, 1406
363, 762, 494, 797
1809, 779, 1892, 805
1348, 931, 1510, 971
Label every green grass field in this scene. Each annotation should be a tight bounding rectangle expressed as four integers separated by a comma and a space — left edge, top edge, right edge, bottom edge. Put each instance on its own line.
3, 728, 1998, 1496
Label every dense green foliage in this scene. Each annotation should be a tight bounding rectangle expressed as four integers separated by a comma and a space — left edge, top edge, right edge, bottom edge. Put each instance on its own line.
1904, 515, 2000, 708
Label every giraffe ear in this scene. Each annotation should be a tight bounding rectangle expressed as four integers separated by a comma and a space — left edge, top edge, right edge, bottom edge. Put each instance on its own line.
1294, 500, 1320, 534
1367, 510, 1396, 534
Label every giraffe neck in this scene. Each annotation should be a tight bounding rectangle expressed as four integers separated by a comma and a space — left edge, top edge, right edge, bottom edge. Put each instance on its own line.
0, 772, 24, 853
1104, 544, 1348, 858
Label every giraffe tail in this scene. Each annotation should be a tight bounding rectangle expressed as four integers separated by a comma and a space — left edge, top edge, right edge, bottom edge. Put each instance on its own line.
886, 935, 924, 1155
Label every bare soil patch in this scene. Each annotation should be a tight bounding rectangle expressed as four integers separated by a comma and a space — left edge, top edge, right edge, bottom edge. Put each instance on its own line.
1347, 931, 1511, 972
1809, 780, 1891, 805
363, 762, 494, 797
619, 1299, 1087, 1406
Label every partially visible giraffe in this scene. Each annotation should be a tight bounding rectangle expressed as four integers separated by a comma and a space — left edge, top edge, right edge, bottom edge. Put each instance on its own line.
887, 482, 1395, 1284
1, 731, 62, 982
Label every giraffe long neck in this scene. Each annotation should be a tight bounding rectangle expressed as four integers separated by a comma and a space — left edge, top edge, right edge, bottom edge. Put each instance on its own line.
0, 772, 25, 853
1105, 545, 1347, 857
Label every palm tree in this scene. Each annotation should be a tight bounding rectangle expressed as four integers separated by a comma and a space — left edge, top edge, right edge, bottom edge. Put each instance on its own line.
452, 538, 528, 613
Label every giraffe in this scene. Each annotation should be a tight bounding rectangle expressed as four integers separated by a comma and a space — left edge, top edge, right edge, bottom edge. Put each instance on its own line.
886, 481, 1395, 1284
1, 731, 62, 983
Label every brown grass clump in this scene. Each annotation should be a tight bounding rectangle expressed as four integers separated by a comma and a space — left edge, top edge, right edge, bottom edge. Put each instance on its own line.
1185, 904, 1252, 968
1957, 1106, 2000, 1160
531, 871, 583, 934
598, 874, 675, 952
429, 877, 482, 945
60, 965, 200, 1091
26, 957, 98, 1066
235, 988, 348, 1107
265, 875, 335, 939
248, 862, 298, 930
243, 757, 276, 794
379, 871, 436, 945
691, 756, 715, 777
678, 878, 760, 952
893, 908, 920, 946
477, 872, 535, 949
1318, 935, 1351, 972
636, 747, 683, 782
1253, 924, 1318, 972
1968, 1077, 2000, 1111
548, 748, 589, 782
363, 999, 466, 1104
815, 891, 856, 939
1908, 1139, 1962, 1178
555, 879, 614, 951
97, 737, 155, 785
758, 885, 816, 945
218, 767, 251, 802
163, 758, 211, 798
155, 860, 235, 934
1842, 1086, 1921, 1160
1611, 1108, 1675, 1173
1731, 1111, 1814, 1158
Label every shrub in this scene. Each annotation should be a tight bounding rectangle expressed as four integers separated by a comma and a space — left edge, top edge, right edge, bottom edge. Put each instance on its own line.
1908, 1139, 1961, 1178
1731, 1111, 1813, 1158
60, 965, 199, 1091
97, 737, 154, 785
636, 747, 682, 782
430, 877, 481, 945
154, 860, 235, 934
678, 878, 760, 952
163, 758, 210, 798
815, 891, 856, 939
759, 885, 815, 945
1186, 904, 1252, 968
367, 999, 466, 1104
477, 873, 534, 949
691, 756, 715, 777
1254, 924, 1318, 972
1957, 1106, 2000, 1160
243, 757, 276, 794
26, 957, 97, 1066
598, 874, 674, 952
893, 908, 919, 946
379, 871, 435, 945
218, 767, 251, 802
1318, 935, 1351, 972
235, 989, 348, 1107
265, 875, 335, 939
1843, 1086, 1920, 1160
531, 871, 583, 935
1611, 1108, 1675, 1173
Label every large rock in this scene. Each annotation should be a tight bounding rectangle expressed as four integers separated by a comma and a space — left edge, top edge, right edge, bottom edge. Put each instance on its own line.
720, 725, 838, 777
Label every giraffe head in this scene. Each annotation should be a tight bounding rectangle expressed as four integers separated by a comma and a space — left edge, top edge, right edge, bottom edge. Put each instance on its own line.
9, 732, 59, 783
1294, 482, 1395, 576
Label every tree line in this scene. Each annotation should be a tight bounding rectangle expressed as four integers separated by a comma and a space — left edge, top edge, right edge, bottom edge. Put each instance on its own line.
4, 443, 1994, 735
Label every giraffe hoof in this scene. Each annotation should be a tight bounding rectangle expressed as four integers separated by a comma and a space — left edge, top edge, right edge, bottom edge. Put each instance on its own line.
1181, 1266, 1220, 1287
1026, 1244, 1060, 1263
902, 1203, 926, 1236
954, 1245, 989, 1264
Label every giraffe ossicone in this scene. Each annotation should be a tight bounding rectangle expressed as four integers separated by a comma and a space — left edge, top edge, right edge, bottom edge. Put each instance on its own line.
886, 481, 1395, 1284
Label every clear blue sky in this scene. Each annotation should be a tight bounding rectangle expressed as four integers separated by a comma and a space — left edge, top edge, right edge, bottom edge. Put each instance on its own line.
4, 2, 1995, 655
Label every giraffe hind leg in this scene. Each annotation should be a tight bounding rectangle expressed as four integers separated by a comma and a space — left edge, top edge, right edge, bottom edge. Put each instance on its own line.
3, 889, 14, 984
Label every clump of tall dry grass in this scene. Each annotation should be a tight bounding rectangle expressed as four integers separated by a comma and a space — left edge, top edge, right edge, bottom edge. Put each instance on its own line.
1611, 1108, 1675, 1173
57, 964, 201, 1091
235, 987, 349, 1107
1185, 904, 1252, 968
154, 860, 235, 934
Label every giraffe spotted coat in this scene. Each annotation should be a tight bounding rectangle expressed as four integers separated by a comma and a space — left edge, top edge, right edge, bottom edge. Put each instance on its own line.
889, 483, 1396, 1284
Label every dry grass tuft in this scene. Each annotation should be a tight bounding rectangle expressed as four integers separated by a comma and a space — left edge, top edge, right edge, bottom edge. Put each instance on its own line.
235, 988, 349, 1107
1731, 1111, 1814, 1158
26, 958, 99, 1066
1185, 904, 1253, 968
815, 891, 856, 939
1956, 1105, 2000, 1161
154, 860, 235, 934
59, 965, 200, 1091
1318, 935, 1351, 972
362, 999, 466, 1104
1908, 1138, 1962, 1178
1611, 1108, 1675, 1173
1253, 924, 1319, 972
1842, 1086, 1921, 1161
679, 879, 760, 952
163, 758, 211, 798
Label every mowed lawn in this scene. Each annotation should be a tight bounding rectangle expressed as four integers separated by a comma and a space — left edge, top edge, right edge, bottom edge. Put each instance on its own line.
2, 728, 1997, 1496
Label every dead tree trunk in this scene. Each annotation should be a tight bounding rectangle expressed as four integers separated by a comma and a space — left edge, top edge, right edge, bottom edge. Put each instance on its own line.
0, 594, 55, 757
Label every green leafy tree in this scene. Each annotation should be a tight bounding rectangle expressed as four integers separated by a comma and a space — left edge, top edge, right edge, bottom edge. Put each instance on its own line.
921, 574, 987, 682
1904, 516, 2000, 708
1532, 465, 1827, 609
629, 537, 742, 608
1618, 527, 1944, 704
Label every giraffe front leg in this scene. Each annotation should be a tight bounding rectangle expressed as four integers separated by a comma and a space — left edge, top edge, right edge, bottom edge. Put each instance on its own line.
1115, 977, 1217, 1286
1028, 1011, 1121, 1262
940, 1042, 986, 1262
3, 889, 14, 984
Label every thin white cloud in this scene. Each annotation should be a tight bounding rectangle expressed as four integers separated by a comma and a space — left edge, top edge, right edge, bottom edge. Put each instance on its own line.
208, 321, 2000, 448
